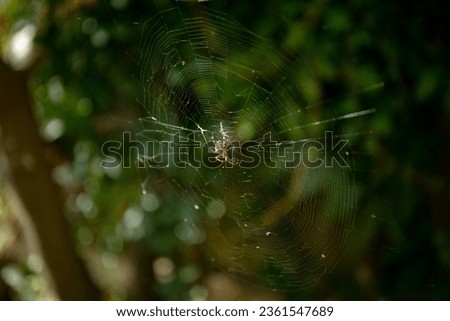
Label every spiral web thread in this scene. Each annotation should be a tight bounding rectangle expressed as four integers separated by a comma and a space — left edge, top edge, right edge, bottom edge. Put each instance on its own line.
136, 1, 378, 290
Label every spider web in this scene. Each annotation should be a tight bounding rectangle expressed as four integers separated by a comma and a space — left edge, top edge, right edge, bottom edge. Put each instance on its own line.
134, 0, 380, 290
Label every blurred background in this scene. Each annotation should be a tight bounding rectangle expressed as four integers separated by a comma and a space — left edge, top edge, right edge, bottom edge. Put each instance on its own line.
0, 0, 449, 300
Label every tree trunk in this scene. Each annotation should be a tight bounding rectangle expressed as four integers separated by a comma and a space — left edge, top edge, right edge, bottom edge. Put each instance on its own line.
0, 60, 101, 300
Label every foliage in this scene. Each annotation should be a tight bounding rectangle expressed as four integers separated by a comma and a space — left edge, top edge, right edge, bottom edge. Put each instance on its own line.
0, 0, 448, 300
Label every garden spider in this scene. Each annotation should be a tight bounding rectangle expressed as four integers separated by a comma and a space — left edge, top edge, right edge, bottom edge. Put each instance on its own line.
211, 122, 239, 166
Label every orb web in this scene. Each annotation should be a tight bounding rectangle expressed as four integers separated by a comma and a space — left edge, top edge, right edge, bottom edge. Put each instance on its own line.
135, 1, 377, 290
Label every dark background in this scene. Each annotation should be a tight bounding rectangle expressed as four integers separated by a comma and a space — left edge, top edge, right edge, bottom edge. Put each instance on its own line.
0, 0, 448, 300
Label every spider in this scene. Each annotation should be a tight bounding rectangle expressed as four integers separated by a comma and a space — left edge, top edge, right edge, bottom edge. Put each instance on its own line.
213, 139, 239, 166
211, 122, 239, 166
